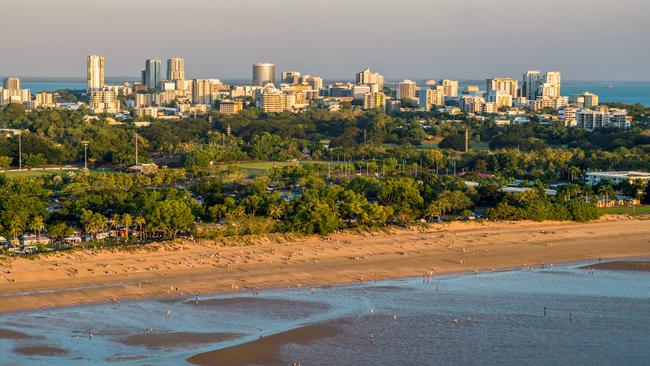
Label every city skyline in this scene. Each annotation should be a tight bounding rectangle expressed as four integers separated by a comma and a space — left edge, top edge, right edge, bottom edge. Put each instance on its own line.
3, 0, 650, 81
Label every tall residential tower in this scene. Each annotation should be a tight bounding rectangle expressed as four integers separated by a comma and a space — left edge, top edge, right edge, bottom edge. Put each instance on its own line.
144, 59, 162, 89
167, 57, 185, 81
87, 55, 105, 90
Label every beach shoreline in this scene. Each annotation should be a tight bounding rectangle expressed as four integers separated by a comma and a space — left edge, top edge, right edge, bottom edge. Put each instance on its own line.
1, 215, 649, 315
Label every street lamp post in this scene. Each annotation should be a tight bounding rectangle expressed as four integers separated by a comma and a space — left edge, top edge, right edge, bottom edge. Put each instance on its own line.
82, 141, 89, 173
18, 131, 22, 171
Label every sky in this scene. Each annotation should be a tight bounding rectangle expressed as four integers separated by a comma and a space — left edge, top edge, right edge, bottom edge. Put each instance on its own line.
3, 0, 650, 81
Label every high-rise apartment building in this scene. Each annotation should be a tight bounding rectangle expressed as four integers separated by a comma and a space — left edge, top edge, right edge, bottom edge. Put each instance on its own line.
397, 80, 417, 100
144, 59, 162, 89
0, 77, 30, 105
576, 108, 630, 131
303, 76, 323, 92
363, 92, 386, 111
542, 71, 561, 98
253, 63, 276, 86
87, 55, 105, 90
486, 78, 518, 99
356, 68, 384, 90
352, 85, 371, 100
522, 70, 561, 100
0, 88, 30, 106
256, 90, 293, 112
522, 70, 542, 100
35, 92, 54, 108
192, 78, 225, 105
558, 106, 578, 126
460, 96, 485, 113
487, 90, 513, 108
167, 58, 185, 81
3, 77, 21, 90
418, 87, 445, 111
281, 71, 301, 84
441, 80, 459, 97
89, 90, 120, 113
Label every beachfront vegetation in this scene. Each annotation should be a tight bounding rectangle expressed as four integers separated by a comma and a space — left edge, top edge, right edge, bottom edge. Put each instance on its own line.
0, 102, 648, 251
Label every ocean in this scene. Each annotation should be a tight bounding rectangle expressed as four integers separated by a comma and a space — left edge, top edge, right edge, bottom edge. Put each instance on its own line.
0, 261, 648, 365
14, 79, 650, 107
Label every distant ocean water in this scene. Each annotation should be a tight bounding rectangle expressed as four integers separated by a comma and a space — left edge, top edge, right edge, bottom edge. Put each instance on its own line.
14, 79, 650, 106
562, 81, 650, 106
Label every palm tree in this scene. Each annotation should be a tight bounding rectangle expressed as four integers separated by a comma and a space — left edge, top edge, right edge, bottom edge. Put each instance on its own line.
121, 213, 133, 240
92, 213, 107, 238
268, 204, 284, 221
242, 195, 262, 215
568, 166, 582, 182
134, 216, 146, 240
111, 214, 121, 238
80, 209, 94, 236
425, 201, 443, 221
210, 204, 228, 223
8, 215, 23, 241
598, 184, 616, 207
29, 216, 46, 238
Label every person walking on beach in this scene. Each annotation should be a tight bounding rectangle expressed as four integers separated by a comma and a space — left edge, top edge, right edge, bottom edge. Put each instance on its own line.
258, 328, 264, 339
88, 329, 93, 340
544, 306, 547, 317
195, 292, 200, 304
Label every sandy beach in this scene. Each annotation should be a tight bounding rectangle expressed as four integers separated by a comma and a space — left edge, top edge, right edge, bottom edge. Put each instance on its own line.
0, 215, 649, 315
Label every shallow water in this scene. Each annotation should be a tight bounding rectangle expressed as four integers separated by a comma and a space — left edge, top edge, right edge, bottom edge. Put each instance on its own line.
0, 263, 648, 365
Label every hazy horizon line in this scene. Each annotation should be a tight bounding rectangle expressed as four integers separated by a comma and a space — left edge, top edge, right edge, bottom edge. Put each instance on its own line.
6, 76, 650, 84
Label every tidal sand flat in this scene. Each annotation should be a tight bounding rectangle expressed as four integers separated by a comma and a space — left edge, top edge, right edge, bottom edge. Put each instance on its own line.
13, 345, 69, 356
0, 327, 37, 340
187, 324, 341, 366
117, 332, 244, 350
581, 260, 650, 271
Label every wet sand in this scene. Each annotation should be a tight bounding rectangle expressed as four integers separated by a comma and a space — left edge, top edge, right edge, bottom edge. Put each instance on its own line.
0, 327, 37, 340
13, 345, 68, 356
581, 261, 650, 271
1, 216, 649, 314
187, 323, 341, 366
117, 331, 244, 350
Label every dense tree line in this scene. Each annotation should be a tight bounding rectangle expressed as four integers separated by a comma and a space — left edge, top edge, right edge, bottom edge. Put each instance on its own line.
0, 164, 608, 244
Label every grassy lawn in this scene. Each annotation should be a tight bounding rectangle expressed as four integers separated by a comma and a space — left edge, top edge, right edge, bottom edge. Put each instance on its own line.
215, 160, 342, 177
599, 205, 650, 215
471, 141, 490, 151
1, 168, 80, 179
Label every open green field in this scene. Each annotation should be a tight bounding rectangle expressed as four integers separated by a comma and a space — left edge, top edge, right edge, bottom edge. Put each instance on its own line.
0, 168, 80, 179
215, 160, 343, 177
599, 205, 650, 215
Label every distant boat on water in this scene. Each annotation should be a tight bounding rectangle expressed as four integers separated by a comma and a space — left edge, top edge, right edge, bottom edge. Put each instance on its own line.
604, 84, 615, 89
